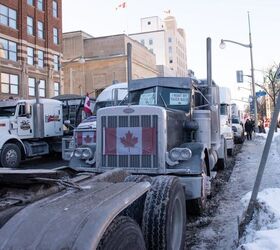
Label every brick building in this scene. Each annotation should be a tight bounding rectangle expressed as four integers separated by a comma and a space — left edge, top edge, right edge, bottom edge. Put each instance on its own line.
62, 31, 158, 98
0, 0, 62, 99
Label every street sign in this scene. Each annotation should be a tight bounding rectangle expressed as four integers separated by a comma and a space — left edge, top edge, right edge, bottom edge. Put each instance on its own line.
236, 70, 244, 83
256, 90, 266, 98
249, 95, 255, 114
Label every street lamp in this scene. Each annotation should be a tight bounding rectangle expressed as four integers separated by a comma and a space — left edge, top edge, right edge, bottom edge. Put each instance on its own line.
220, 12, 258, 126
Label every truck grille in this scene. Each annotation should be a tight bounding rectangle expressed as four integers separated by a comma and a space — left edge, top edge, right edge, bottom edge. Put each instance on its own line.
101, 115, 158, 169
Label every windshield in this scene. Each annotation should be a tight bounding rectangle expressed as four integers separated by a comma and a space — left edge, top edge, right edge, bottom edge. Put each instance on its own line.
130, 86, 191, 112
94, 97, 128, 115
220, 104, 228, 115
0, 106, 16, 117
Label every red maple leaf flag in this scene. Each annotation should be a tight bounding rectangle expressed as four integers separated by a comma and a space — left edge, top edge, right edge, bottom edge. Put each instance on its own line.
104, 127, 156, 155
120, 131, 138, 148
115, 1, 126, 10
83, 93, 92, 115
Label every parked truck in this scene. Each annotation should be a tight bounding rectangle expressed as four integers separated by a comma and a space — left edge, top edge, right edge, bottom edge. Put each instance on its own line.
231, 103, 245, 144
0, 167, 186, 249
0, 98, 64, 168
70, 39, 228, 214
219, 87, 234, 155
63, 82, 128, 162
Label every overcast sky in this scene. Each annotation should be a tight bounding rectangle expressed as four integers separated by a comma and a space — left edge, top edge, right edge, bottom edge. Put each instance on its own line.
62, 0, 280, 105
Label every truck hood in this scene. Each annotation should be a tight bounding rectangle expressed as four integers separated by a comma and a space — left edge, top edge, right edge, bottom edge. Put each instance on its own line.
77, 116, 96, 129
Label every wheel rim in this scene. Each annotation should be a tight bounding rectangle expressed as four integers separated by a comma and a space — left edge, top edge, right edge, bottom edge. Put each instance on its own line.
170, 196, 184, 250
6, 149, 18, 167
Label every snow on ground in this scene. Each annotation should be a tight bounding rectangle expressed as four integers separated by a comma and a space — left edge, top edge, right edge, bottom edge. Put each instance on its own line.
192, 130, 280, 250
238, 131, 280, 250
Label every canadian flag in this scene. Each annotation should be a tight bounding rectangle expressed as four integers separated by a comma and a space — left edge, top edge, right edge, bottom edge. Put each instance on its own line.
116, 1, 126, 10
104, 127, 156, 155
83, 93, 92, 115
75, 131, 96, 146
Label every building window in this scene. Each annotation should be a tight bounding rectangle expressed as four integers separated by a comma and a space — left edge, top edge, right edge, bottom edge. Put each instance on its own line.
169, 59, 173, 64
149, 39, 153, 45
54, 82, 60, 96
0, 38, 17, 61
37, 0, 44, 11
27, 0, 34, 6
27, 16, 34, 35
37, 50, 44, 68
168, 37, 172, 43
53, 27, 58, 44
27, 47, 34, 65
140, 39, 145, 45
39, 79, 46, 97
0, 4, 17, 29
28, 77, 35, 96
37, 21, 44, 39
52, 0, 58, 18
1, 73, 18, 95
149, 48, 153, 53
53, 55, 59, 71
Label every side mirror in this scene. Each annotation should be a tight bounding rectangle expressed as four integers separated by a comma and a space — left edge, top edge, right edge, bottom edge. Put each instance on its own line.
24, 103, 31, 116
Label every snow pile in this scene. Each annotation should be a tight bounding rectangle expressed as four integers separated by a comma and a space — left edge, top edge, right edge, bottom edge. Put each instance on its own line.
238, 130, 280, 250
239, 188, 280, 250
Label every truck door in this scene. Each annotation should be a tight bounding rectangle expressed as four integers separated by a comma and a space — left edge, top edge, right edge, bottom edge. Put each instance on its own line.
17, 104, 34, 138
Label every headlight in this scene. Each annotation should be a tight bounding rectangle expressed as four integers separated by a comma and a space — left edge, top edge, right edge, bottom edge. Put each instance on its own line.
180, 148, 192, 160
169, 147, 192, 161
81, 148, 93, 160
169, 149, 181, 161
74, 149, 82, 158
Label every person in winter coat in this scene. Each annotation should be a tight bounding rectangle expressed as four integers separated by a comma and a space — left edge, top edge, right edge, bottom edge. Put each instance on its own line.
245, 119, 253, 140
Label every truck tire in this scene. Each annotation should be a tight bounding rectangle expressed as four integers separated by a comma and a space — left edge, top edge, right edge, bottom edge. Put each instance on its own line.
0, 143, 21, 168
123, 175, 152, 226
142, 176, 186, 250
97, 216, 146, 250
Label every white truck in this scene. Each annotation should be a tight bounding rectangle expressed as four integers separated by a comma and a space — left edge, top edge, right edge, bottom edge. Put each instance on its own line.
0, 98, 63, 168
231, 103, 245, 144
219, 87, 234, 155
63, 82, 128, 162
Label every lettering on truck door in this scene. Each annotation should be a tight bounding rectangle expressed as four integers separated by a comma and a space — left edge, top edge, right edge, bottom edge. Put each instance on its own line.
17, 104, 34, 138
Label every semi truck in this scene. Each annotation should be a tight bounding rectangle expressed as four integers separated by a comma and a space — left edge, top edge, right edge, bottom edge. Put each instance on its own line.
0, 167, 186, 249
0, 95, 95, 168
63, 82, 128, 162
71, 39, 228, 214
0, 98, 64, 168
219, 87, 234, 155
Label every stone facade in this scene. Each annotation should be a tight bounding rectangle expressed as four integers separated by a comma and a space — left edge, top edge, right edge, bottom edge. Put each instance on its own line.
0, 0, 62, 100
62, 31, 158, 98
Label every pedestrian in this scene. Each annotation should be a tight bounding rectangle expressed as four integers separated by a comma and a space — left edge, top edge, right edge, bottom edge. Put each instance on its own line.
245, 119, 253, 140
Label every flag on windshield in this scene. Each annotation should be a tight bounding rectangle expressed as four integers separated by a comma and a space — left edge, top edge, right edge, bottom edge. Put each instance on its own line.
83, 93, 92, 116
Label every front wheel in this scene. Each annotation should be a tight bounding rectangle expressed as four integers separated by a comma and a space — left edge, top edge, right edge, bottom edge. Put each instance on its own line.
142, 176, 186, 250
97, 216, 145, 250
0, 143, 21, 168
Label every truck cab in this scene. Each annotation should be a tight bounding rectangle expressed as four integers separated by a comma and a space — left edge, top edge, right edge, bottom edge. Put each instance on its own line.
219, 87, 234, 155
0, 99, 63, 168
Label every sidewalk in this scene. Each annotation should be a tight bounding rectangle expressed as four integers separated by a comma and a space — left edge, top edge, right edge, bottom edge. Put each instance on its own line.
192, 132, 280, 250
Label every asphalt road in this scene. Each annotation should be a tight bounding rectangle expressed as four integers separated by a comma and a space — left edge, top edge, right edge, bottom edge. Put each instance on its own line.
20, 155, 68, 169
